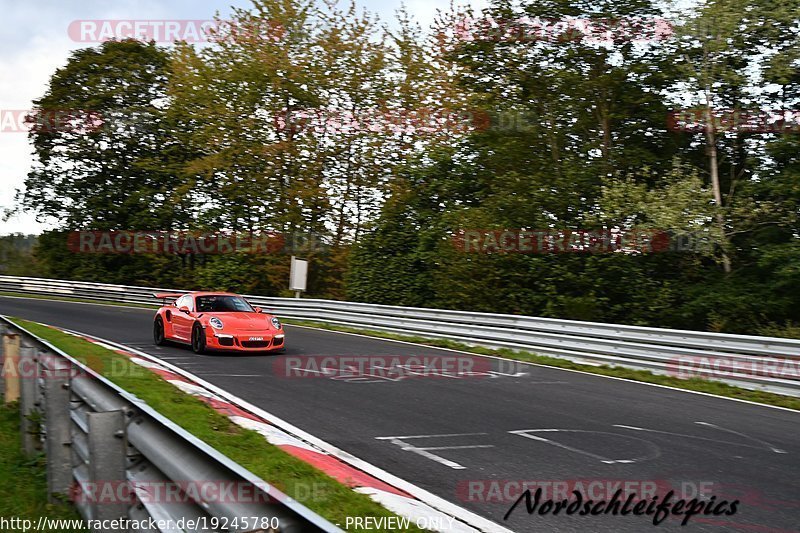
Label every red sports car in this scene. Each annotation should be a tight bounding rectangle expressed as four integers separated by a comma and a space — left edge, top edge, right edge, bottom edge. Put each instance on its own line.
152, 292, 285, 354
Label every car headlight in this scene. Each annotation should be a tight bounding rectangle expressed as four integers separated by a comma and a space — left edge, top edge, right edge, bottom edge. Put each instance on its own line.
271, 317, 281, 330
209, 317, 224, 330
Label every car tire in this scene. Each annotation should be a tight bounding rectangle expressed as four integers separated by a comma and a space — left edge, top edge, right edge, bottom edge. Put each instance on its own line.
191, 323, 206, 354
154, 317, 166, 346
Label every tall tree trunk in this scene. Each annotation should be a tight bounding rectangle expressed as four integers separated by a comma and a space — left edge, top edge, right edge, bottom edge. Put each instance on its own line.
704, 94, 732, 273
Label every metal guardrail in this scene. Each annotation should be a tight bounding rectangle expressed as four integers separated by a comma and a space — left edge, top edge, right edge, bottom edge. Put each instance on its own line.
1, 275, 799, 397
0, 315, 339, 533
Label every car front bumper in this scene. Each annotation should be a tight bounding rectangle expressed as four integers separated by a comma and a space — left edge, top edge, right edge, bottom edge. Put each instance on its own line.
205, 330, 285, 351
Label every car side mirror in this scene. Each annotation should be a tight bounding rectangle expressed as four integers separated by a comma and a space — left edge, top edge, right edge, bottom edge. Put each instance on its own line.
253, 307, 262, 313
179, 306, 191, 314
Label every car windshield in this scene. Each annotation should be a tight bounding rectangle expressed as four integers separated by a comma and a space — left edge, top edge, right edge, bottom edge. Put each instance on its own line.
196, 295, 254, 313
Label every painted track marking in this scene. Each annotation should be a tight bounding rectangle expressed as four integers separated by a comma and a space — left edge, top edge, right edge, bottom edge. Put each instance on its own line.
376, 433, 494, 470
695, 422, 787, 454
615, 424, 787, 453
509, 429, 661, 464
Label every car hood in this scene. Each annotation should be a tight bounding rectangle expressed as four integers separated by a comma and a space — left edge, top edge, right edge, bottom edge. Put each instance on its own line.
204, 312, 277, 331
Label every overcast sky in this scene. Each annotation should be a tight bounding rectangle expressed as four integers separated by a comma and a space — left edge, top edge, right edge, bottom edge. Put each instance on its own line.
0, 0, 486, 235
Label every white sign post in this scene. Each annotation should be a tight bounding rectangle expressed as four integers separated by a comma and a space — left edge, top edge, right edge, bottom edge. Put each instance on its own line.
289, 256, 308, 298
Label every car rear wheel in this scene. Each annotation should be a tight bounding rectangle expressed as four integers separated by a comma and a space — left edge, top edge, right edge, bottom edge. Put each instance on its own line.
153, 317, 166, 346
191, 323, 206, 354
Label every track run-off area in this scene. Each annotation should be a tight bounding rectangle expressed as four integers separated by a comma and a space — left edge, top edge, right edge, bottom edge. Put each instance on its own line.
1, 295, 798, 532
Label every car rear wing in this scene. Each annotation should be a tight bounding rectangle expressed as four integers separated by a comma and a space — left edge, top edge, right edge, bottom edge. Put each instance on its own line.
153, 292, 182, 305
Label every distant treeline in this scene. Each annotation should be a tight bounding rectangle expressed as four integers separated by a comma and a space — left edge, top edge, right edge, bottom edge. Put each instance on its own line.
9, 0, 800, 336
0, 235, 40, 276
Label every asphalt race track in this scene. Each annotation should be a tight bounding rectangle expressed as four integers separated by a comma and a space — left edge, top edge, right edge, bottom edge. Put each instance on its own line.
1, 296, 798, 532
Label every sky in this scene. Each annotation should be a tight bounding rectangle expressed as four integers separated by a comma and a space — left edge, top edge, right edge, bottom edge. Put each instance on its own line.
0, 0, 486, 235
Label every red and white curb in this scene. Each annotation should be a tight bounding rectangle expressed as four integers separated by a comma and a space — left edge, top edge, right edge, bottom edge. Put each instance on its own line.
59, 328, 512, 533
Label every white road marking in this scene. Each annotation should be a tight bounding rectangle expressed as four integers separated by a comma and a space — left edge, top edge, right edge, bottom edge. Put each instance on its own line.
4, 293, 797, 413
376, 433, 494, 470
694, 422, 787, 453
287, 322, 800, 413
376, 432, 489, 440
414, 445, 495, 451
198, 374, 263, 377
293, 363, 531, 383
509, 430, 613, 463
614, 424, 787, 453
390, 438, 467, 469
47, 327, 513, 533
293, 365, 404, 383
509, 429, 661, 464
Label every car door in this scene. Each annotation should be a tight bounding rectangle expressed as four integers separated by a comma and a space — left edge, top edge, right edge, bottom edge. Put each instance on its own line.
171, 295, 194, 341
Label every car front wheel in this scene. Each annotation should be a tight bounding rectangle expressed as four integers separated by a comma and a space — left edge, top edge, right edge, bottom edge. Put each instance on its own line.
191, 323, 207, 354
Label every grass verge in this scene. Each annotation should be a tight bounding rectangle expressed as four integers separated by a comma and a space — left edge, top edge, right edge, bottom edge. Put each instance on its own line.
0, 402, 81, 524
10, 318, 427, 532
282, 319, 800, 411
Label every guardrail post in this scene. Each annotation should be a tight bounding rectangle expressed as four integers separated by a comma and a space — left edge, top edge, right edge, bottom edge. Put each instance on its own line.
43, 353, 73, 500
19, 339, 39, 455
0, 324, 6, 398
3, 333, 21, 403
87, 410, 128, 531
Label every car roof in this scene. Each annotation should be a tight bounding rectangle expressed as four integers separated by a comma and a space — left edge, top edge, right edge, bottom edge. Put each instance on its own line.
189, 292, 242, 297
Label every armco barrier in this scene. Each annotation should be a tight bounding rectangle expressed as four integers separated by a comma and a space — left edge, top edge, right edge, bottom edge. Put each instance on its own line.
0, 315, 340, 533
0, 275, 799, 397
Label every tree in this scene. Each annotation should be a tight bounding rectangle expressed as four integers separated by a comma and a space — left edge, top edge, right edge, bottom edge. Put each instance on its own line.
19, 40, 186, 230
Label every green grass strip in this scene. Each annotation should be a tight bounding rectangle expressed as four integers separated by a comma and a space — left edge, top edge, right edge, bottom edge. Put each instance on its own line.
10, 318, 427, 532
0, 402, 82, 527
